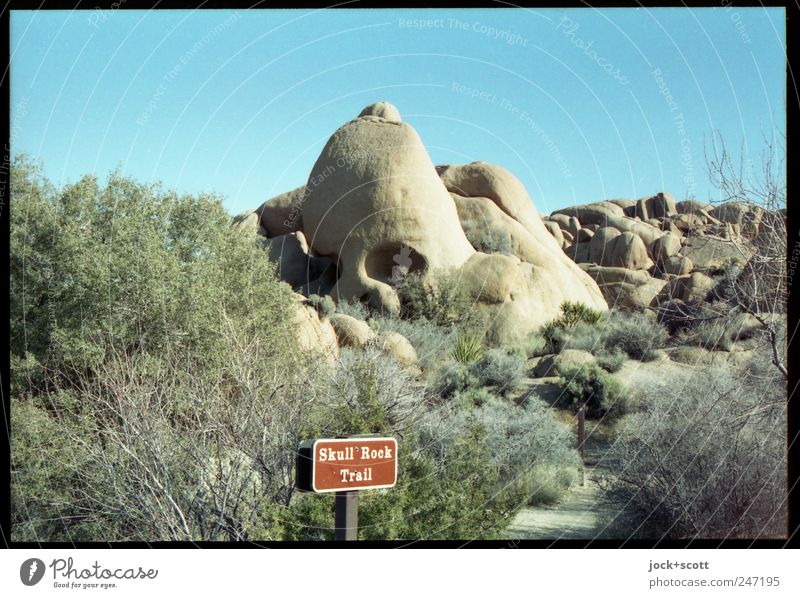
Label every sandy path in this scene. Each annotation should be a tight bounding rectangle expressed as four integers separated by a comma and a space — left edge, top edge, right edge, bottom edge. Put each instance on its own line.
503, 436, 618, 541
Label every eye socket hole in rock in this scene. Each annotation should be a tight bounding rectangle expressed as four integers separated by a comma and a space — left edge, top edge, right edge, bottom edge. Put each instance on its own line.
364, 243, 428, 284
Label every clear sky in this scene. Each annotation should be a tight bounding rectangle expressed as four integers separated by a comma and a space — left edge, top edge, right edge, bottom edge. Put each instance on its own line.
10, 7, 785, 216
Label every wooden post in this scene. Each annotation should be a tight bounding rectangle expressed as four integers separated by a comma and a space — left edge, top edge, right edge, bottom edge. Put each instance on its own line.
334, 490, 358, 541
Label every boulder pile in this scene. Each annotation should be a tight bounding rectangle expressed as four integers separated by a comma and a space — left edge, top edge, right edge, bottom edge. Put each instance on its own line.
542, 195, 760, 315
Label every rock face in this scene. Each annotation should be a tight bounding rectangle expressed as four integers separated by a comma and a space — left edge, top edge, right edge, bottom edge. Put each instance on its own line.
238, 102, 607, 346
257, 186, 305, 238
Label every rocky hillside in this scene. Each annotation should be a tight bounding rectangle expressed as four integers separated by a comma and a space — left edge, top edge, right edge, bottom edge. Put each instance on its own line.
234, 101, 778, 362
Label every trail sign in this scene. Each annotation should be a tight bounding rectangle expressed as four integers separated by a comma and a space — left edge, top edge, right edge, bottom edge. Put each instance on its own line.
296, 437, 398, 493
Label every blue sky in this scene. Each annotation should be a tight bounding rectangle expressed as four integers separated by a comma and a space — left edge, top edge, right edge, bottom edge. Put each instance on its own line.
11, 7, 785, 215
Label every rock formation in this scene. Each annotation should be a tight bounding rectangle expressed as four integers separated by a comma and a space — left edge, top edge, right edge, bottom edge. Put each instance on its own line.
241, 102, 608, 351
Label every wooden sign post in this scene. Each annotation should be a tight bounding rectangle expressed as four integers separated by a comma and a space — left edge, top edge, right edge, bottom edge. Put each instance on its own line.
296, 436, 398, 541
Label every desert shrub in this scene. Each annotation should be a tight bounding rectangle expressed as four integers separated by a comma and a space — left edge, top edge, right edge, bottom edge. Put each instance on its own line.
602, 311, 668, 361
693, 318, 734, 351
595, 347, 627, 373
431, 360, 477, 398
10, 159, 305, 541
336, 297, 370, 320
559, 321, 606, 353
399, 397, 580, 536
454, 387, 494, 408
688, 309, 759, 353
471, 348, 526, 395
469, 228, 513, 255
451, 334, 485, 365
542, 301, 605, 352
603, 357, 786, 539
308, 294, 335, 318
369, 314, 456, 372
517, 333, 548, 358
10, 156, 295, 386
308, 347, 425, 436
557, 364, 628, 419
396, 268, 475, 327
526, 463, 579, 506
560, 301, 603, 327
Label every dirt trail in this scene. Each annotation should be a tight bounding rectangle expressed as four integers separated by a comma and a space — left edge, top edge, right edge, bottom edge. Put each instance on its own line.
503, 430, 620, 541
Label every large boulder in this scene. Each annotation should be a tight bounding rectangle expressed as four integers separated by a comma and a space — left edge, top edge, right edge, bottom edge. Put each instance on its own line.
581, 265, 667, 310
262, 231, 332, 290
633, 192, 678, 220
377, 331, 418, 369
330, 313, 375, 348
649, 232, 682, 265
661, 255, 693, 276
551, 201, 624, 227
256, 186, 306, 238
251, 104, 608, 345
358, 101, 402, 122
608, 231, 649, 270
589, 226, 621, 264
452, 193, 533, 260
232, 211, 263, 235
661, 272, 716, 303
301, 103, 475, 313
291, 298, 339, 363
456, 252, 606, 344
676, 199, 713, 215
438, 161, 545, 238
548, 213, 574, 233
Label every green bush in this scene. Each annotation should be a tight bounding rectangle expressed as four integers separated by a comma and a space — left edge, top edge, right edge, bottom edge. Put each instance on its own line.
369, 315, 456, 372
469, 228, 513, 255
526, 463, 579, 506
336, 297, 370, 320
431, 360, 477, 398
558, 321, 606, 353
602, 311, 668, 361
396, 269, 474, 327
472, 348, 526, 395
557, 364, 628, 419
517, 334, 548, 358
10, 156, 295, 386
454, 387, 494, 408
595, 348, 627, 373
308, 294, 336, 318
690, 310, 757, 352
451, 334, 485, 365
542, 301, 605, 353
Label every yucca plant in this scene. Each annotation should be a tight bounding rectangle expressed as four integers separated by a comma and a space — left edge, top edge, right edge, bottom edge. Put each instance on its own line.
451, 334, 485, 365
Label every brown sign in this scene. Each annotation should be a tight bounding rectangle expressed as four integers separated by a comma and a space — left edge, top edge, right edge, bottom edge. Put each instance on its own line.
298, 437, 398, 493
